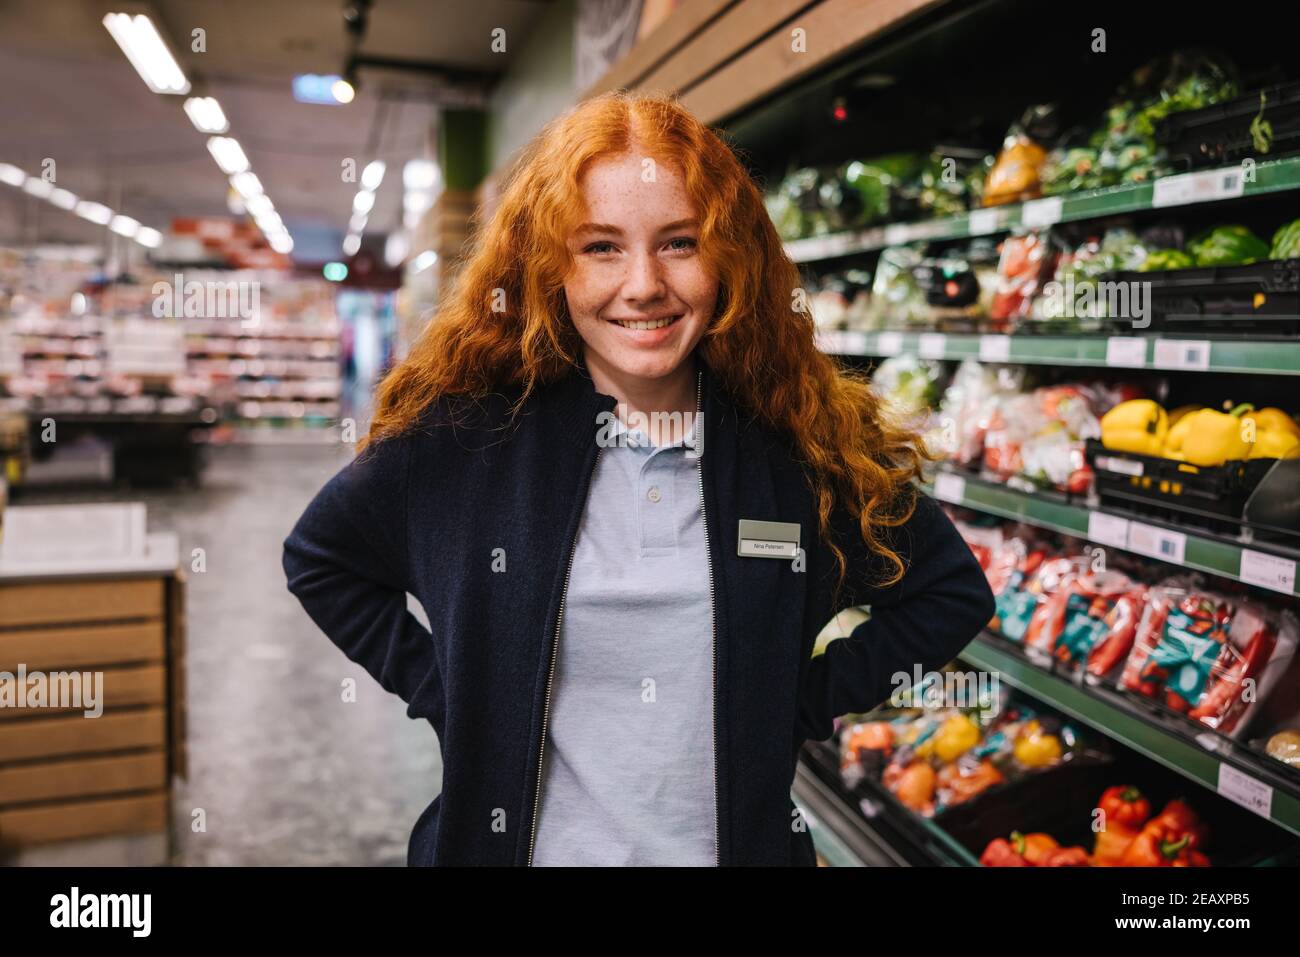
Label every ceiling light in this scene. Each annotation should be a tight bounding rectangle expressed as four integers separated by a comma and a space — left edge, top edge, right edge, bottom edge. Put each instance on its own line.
184, 96, 229, 133
102, 13, 191, 95
342, 233, 361, 256
136, 227, 163, 248
245, 194, 274, 218
49, 188, 78, 210
109, 214, 140, 237
254, 211, 282, 234
207, 136, 249, 174
331, 78, 355, 104
348, 212, 367, 233
269, 233, 294, 254
384, 231, 409, 268
22, 178, 54, 198
230, 171, 263, 199
403, 159, 438, 191
76, 201, 113, 224
411, 250, 438, 273
352, 190, 375, 215
361, 160, 385, 191
0, 164, 25, 187
403, 190, 431, 213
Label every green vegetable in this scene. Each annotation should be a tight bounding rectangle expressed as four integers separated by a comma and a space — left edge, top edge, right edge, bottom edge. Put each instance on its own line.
1139, 249, 1196, 271
1186, 225, 1270, 266
1270, 218, 1300, 259
1251, 91, 1274, 154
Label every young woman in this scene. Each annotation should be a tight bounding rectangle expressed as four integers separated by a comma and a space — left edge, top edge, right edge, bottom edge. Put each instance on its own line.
282, 91, 995, 867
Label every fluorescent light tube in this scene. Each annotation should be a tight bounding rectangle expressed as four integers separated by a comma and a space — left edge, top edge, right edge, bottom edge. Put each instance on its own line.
207, 136, 249, 174
136, 227, 163, 248
102, 12, 191, 95
361, 160, 385, 191
49, 188, 79, 210
109, 214, 140, 237
230, 171, 263, 199
76, 201, 114, 224
0, 163, 26, 187
22, 178, 54, 198
184, 96, 229, 133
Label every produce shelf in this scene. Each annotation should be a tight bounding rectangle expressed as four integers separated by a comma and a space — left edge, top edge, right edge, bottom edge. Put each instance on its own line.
786, 156, 1300, 263
960, 633, 1300, 839
921, 468, 1300, 597
816, 330, 1300, 375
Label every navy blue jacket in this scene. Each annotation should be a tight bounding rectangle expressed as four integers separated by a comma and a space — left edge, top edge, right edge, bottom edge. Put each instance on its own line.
281, 352, 995, 866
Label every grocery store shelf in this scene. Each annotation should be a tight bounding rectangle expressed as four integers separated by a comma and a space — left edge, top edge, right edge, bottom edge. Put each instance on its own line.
923, 468, 1300, 597
960, 633, 1300, 839
786, 156, 1300, 262
817, 329, 1300, 375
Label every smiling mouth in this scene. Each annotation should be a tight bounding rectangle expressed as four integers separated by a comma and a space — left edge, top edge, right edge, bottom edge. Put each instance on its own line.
609, 314, 683, 331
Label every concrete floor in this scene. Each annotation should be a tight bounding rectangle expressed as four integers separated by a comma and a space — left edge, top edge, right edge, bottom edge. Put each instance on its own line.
15, 443, 443, 866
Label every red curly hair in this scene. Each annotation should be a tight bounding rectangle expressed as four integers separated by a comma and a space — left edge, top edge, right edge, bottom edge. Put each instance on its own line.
364, 89, 934, 607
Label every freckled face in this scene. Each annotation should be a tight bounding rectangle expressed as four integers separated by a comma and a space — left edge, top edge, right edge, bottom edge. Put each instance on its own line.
563, 153, 717, 387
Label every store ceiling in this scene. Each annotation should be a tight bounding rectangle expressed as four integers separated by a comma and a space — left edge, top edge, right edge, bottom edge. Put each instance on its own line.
0, 0, 556, 258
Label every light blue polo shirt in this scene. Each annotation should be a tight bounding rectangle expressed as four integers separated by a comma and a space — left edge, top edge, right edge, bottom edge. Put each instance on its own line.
531, 404, 718, 866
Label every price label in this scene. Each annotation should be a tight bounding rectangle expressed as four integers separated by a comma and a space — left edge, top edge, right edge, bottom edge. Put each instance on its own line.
1105, 336, 1148, 368
918, 333, 947, 359
978, 334, 1011, 362
933, 472, 967, 504
1239, 550, 1297, 595
1153, 338, 1211, 371
1217, 763, 1273, 820
1087, 512, 1130, 549
883, 224, 912, 246
1153, 167, 1245, 208
1095, 455, 1144, 477
968, 208, 1001, 236
1127, 521, 1186, 564
1021, 196, 1063, 228
875, 331, 903, 356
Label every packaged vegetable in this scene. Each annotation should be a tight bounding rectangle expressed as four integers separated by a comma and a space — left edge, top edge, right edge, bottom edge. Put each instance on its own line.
990, 231, 1056, 323
1186, 225, 1270, 267
1120, 587, 1299, 738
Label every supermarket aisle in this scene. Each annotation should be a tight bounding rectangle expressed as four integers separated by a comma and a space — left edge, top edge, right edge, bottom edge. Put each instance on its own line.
20, 445, 443, 866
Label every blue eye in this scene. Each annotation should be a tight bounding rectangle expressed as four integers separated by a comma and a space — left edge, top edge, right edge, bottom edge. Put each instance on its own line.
584, 241, 616, 254
667, 237, 697, 252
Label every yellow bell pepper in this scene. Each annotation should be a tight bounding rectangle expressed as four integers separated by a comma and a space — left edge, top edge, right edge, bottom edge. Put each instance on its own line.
1167, 404, 1202, 428
1163, 412, 1201, 456
1181, 403, 1254, 466
1101, 399, 1167, 457
1248, 429, 1300, 459
1243, 407, 1300, 440
933, 714, 980, 763
1013, 720, 1062, 767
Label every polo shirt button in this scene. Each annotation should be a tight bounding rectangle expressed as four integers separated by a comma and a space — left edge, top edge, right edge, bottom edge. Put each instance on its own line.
646, 485, 661, 503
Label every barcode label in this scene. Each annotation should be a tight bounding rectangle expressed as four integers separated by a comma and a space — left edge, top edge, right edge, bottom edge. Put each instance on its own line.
1153, 338, 1212, 371
1218, 763, 1273, 819
1105, 337, 1148, 368
875, 331, 903, 356
1239, 550, 1297, 595
1087, 512, 1130, 549
968, 208, 1001, 236
918, 333, 947, 359
1153, 167, 1246, 208
1127, 522, 1186, 564
978, 334, 1011, 362
1021, 196, 1063, 228
1096, 455, 1144, 477
933, 472, 967, 504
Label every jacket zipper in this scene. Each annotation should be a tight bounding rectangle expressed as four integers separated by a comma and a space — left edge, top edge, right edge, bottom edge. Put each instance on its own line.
526, 441, 600, 866
694, 366, 722, 866
526, 367, 718, 866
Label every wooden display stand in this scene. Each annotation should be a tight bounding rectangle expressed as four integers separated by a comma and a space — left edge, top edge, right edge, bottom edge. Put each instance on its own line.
0, 540, 187, 861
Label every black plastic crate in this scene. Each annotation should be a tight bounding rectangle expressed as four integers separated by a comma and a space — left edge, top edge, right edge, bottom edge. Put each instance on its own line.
1105, 260, 1300, 335
1156, 81, 1300, 170
1085, 438, 1275, 532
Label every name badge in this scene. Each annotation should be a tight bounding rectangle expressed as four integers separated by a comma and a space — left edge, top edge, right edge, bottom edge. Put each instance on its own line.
737, 519, 801, 559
